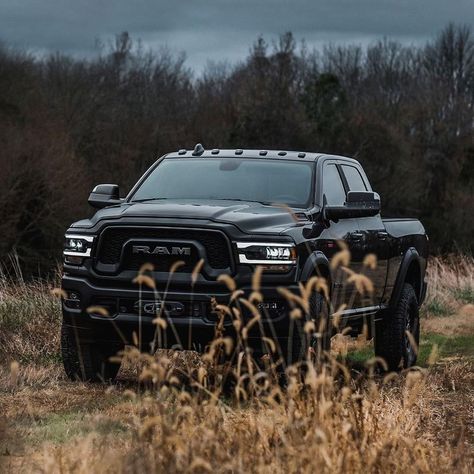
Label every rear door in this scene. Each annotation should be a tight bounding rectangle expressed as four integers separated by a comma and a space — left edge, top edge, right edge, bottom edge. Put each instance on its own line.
339, 163, 388, 305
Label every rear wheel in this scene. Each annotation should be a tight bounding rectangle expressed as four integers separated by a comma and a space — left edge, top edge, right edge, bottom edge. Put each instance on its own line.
61, 323, 122, 382
375, 283, 420, 371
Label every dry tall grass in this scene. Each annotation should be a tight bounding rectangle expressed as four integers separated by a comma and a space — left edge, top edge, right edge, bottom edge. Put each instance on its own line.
16, 364, 472, 473
0, 270, 60, 366
1, 257, 473, 473
424, 255, 474, 315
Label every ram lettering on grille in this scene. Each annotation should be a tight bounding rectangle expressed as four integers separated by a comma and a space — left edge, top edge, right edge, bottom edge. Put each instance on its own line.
132, 245, 192, 256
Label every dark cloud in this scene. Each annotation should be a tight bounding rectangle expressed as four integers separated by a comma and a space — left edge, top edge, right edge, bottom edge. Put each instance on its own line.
1, 0, 473, 70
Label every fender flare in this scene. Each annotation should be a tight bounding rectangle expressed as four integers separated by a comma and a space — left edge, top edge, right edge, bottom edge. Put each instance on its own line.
389, 247, 423, 308
299, 251, 332, 285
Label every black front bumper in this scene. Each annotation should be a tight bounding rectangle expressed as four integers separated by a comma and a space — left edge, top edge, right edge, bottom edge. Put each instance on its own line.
62, 275, 300, 354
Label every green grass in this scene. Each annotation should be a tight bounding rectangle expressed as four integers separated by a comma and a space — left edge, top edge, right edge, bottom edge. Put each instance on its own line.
422, 298, 452, 317
345, 332, 474, 368
453, 287, 474, 305
18, 410, 128, 446
418, 333, 474, 365
343, 345, 374, 365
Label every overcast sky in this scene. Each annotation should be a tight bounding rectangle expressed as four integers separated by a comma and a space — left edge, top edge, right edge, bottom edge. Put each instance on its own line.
1, 0, 473, 71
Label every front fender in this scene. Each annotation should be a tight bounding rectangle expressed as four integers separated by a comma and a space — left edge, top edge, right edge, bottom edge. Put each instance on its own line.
299, 251, 331, 284
389, 247, 423, 308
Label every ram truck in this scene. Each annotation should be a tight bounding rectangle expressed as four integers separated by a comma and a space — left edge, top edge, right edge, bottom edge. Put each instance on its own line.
61, 145, 428, 381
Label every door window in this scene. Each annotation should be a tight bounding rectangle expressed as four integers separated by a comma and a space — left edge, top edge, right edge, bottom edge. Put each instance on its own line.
341, 165, 367, 191
323, 164, 346, 205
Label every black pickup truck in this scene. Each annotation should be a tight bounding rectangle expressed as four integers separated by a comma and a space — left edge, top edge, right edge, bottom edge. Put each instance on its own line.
61, 145, 428, 381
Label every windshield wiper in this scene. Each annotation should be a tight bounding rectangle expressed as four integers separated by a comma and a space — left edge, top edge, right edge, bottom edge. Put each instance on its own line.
130, 198, 169, 203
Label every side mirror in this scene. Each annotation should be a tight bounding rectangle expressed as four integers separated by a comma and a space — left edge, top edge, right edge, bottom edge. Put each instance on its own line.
324, 191, 381, 220
88, 184, 121, 209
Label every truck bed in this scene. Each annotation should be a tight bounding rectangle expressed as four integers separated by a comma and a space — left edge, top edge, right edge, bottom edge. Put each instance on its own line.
383, 218, 425, 238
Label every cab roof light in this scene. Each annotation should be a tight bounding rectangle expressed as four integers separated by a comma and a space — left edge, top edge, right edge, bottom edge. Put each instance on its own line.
211, 149, 220, 154
192, 143, 205, 156
235, 149, 243, 155
278, 151, 287, 156
298, 152, 306, 158
178, 149, 187, 155
259, 150, 268, 156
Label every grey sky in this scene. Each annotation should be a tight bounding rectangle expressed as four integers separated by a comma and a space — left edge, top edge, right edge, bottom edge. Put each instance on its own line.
1, 0, 473, 71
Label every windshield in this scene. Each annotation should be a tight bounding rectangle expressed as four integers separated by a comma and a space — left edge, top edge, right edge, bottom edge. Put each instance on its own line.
130, 158, 314, 208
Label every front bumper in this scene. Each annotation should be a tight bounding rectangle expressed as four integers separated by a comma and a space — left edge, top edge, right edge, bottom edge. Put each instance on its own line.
62, 275, 301, 354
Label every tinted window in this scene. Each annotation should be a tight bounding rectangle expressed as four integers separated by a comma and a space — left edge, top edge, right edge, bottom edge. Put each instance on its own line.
323, 165, 346, 205
342, 165, 367, 191
131, 158, 314, 209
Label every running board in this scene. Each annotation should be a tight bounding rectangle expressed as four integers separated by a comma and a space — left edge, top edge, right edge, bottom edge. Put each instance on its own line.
333, 304, 387, 321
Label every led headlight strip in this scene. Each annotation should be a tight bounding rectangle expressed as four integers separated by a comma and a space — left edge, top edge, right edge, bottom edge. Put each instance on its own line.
236, 242, 296, 265
64, 234, 94, 257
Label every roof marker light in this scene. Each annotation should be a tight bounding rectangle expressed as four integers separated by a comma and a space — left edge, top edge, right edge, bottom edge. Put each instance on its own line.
211, 149, 220, 155
235, 149, 243, 155
298, 152, 306, 158
178, 149, 186, 155
278, 151, 287, 156
259, 150, 268, 156
192, 143, 205, 156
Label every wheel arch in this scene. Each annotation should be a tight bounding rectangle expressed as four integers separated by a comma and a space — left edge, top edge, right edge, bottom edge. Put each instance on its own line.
299, 251, 332, 288
390, 248, 423, 308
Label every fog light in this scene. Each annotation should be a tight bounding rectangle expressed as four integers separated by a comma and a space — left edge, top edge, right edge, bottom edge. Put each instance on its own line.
260, 264, 293, 273
64, 291, 81, 309
64, 255, 84, 265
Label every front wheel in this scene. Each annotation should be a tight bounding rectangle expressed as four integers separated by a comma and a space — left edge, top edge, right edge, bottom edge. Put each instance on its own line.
375, 283, 420, 371
281, 290, 331, 368
61, 323, 122, 382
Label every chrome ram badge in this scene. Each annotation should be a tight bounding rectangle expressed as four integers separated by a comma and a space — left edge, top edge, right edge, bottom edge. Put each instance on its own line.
132, 245, 192, 256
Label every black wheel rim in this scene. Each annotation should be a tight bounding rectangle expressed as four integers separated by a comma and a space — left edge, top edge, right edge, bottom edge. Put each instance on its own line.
405, 302, 419, 366
310, 296, 330, 356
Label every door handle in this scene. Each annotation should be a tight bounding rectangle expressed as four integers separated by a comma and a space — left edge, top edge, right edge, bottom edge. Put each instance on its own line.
350, 232, 363, 241
377, 231, 388, 240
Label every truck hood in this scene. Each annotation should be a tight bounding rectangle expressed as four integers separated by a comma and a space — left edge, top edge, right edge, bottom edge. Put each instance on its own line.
71, 199, 307, 234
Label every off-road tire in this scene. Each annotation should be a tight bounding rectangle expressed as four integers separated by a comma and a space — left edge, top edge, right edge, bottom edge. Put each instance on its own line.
375, 283, 420, 371
282, 291, 331, 368
61, 323, 122, 382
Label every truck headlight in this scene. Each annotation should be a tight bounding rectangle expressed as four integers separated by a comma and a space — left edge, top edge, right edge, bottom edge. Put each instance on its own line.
236, 242, 296, 265
64, 234, 94, 263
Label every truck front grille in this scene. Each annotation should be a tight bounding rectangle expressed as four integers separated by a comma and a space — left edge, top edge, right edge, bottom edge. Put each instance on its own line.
96, 226, 232, 273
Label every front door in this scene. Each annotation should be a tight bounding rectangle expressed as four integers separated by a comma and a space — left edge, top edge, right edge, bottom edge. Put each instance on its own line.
339, 163, 388, 306
316, 162, 363, 310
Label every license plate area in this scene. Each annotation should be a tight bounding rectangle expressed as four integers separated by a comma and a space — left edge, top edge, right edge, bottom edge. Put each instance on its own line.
133, 300, 185, 316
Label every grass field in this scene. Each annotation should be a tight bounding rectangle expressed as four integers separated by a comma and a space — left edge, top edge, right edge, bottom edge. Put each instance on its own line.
0, 257, 473, 473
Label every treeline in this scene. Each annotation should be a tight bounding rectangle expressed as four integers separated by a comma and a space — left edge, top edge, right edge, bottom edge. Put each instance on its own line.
0, 25, 473, 275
